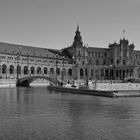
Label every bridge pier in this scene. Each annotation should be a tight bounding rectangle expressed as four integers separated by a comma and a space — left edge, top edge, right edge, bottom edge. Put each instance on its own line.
16, 79, 30, 87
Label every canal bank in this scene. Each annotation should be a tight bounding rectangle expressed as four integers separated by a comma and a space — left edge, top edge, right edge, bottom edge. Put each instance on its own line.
0, 79, 50, 88
1, 79, 140, 97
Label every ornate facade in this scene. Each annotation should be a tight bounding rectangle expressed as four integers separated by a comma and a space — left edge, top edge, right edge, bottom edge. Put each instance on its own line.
62, 26, 140, 81
0, 42, 73, 82
0, 26, 140, 82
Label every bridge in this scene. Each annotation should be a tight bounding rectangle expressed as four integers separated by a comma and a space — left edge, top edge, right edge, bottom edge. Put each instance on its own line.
16, 76, 60, 87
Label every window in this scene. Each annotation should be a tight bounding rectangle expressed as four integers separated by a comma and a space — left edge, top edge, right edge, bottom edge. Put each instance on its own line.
68, 69, 72, 76
105, 53, 107, 57
80, 68, 83, 76
44, 67, 48, 74
24, 66, 28, 75
98, 52, 100, 57
2, 64, 7, 74
95, 52, 97, 57
50, 68, 54, 74
31, 66, 35, 74
101, 69, 104, 76
96, 59, 99, 65
9, 65, 14, 74
17, 65, 21, 74
85, 69, 87, 76
103, 60, 106, 65
117, 59, 119, 65
56, 68, 60, 75
110, 59, 113, 64
37, 67, 41, 74
123, 60, 126, 65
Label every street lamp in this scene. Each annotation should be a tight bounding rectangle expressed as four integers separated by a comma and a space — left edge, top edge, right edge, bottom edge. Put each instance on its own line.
72, 56, 75, 86
27, 53, 30, 76
17, 53, 20, 80
110, 64, 113, 83
86, 62, 89, 86
17, 46, 22, 79
61, 56, 65, 83
55, 54, 58, 86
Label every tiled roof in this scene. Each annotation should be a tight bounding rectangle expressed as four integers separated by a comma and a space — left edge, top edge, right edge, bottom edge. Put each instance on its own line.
0, 42, 60, 58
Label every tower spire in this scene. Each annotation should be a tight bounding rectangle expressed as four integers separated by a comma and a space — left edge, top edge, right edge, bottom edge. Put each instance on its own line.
123, 29, 125, 39
77, 22, 79, 31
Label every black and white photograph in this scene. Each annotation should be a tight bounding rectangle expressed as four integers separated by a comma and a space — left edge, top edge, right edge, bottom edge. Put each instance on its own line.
0, 0, 140, 139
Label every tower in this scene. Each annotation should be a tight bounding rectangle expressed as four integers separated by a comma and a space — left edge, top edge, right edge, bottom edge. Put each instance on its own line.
73, 25, 83, 48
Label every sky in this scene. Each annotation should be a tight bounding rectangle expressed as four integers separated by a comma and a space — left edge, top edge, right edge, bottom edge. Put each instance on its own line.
0, 0, 140, 50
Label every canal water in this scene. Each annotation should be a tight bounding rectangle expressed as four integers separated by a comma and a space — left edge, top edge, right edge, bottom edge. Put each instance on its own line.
0, 87, 140, 140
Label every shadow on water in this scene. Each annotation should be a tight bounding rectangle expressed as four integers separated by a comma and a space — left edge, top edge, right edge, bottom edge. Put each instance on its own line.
16, 87, 35, 103
63, 95, 137, 139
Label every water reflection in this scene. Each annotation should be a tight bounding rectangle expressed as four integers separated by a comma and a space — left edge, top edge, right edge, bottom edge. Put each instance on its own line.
0, 87, 140, 139
16, 87, 34, 103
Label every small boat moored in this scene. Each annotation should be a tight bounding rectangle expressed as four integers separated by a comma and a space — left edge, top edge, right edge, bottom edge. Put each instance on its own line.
47, 84, 118, 98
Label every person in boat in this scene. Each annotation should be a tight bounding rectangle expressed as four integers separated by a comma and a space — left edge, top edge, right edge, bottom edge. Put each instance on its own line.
60, 82, 63, 87
50, 83, 54, 86
71, 84, 76, 88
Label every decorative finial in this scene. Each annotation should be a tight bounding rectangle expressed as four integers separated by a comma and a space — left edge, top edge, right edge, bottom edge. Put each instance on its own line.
123, 29, 125, 39
77, 22, 79, 31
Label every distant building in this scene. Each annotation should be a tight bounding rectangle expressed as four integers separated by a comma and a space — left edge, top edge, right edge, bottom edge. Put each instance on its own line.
0, 42, 73, 81
0, 26, 140, 82
62, 26, 140, 81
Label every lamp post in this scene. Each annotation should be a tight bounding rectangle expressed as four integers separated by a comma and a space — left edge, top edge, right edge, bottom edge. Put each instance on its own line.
17, 53, 20, 80
17, 46, 22, 79
27, 53, 30, 76
110, 64, 113, 83
61, 56, 65, 83
86, 62, 89, 86
72, 56, 75, 86
55, 54, 58, 86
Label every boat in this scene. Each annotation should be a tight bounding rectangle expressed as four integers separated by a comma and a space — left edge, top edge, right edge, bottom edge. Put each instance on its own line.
48, 54, 118, 97
47, 83, 118, 98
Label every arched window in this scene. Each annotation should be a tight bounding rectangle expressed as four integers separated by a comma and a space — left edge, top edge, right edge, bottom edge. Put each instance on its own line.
123, 60, 126, 65
31, 66, 35, 74
117, 59, 119, 65
119, 70, 122, 79
96, 59, 99, 65
85, 68, 87, 76
126, 69, 129, 77
101, 69, 104, 77
50, 68, 54, 74
105, 69, 109, 79
9, 65, 14, 74
24, 66, 28, 75
56, 68, 60, 75
37, 67, 41, 74
130, 69, 133, 77
44, 67, 48, 74
116, 70, 119, 77
16, 65, 21, 74
68, 68, 72, 76
123, 69, 125, 79
80, 68, 83, 76
2, 64, 7, 74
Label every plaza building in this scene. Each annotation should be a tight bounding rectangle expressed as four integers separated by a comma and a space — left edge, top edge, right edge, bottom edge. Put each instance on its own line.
0, 26, 140, 82
62, 26, 140, 81
0, 42, 73, 82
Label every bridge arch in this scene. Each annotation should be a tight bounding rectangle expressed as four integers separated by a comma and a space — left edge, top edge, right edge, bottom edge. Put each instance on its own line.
16, 76, 60, 87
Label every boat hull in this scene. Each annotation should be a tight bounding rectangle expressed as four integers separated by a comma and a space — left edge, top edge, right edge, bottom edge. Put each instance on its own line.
47, 85, 117, 97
